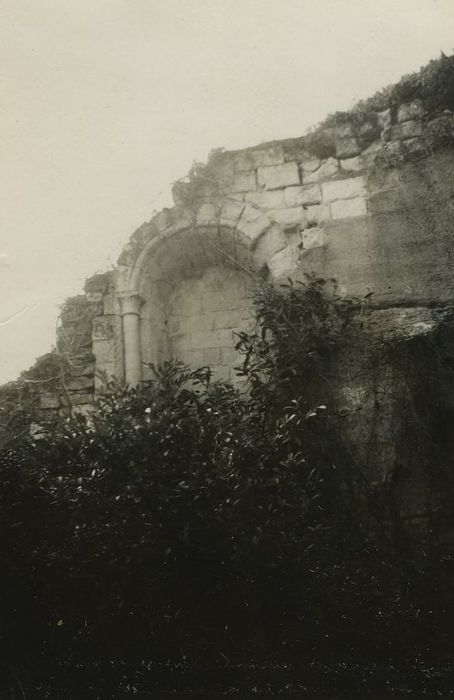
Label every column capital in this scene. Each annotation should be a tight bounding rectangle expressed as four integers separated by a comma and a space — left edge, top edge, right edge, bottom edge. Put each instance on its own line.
118, 291, 144, 316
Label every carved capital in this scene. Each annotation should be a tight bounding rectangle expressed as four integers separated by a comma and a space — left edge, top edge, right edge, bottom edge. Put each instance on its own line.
118, 291, 144, 316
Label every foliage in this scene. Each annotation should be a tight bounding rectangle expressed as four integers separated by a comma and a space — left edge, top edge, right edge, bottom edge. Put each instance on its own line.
356, 52, 454, 115
1, 281, 454, 696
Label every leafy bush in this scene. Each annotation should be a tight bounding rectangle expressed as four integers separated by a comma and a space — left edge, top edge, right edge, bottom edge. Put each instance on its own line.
1, 280, 454, 696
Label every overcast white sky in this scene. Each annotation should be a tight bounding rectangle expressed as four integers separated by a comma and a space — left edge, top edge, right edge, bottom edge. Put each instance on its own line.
1, 0, 453, 383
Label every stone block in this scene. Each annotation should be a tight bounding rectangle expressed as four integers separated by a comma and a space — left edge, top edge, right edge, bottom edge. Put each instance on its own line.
300, 156, 321, 173
210, 365, 231, 382
391, 120, 423, 141
322, 176, 365, 202
230, 170, 257, 193
284, 227, 302, 247
333, 124, 360, 158
92, 317, 116, 340
92, 338, 114, 365
39, 393, 60, 409
68, 362, 95, 377
403, 137, 427, 158
66, 376, 94, 392
102, 291, 119, 316
257, 162, 300, 190
219, 200, 245, 227
95, 364, 116, 392
233, 145, 284, 171
376, 108, 391, 129
237, 204, 272, 241
245, 189, 286, 210
69, 393, 94, 406
196, 202, 218, 226
86, 292, 103, 303
221, 347, 240, 365
73, 404, 96, 418
193, 314, 216, 332
306, 204, 331, 227
360, 141, 382, 169
191, 329, 234, 350
267, 244, 300, 279
340, 156, 363, 172
253, 225, 287, 268
284, 183, 322, 206
213, 309, 241, 330
330, 196, 367, 219
302, 227, 326, 250
366, 189, 403, 214
240, 214, 271, 242
269, 206, 306, 228
397, 99, 426, 123
303, 157, 339, 183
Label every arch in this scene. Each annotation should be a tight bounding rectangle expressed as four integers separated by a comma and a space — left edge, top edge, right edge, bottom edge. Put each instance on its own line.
115, 202, 275, 385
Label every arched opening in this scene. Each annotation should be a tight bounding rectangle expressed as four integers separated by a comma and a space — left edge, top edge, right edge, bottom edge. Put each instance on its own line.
136, 225, 258, 382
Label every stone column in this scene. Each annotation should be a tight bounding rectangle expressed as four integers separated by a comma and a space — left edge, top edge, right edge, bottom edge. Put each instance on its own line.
119, 292, 144, 387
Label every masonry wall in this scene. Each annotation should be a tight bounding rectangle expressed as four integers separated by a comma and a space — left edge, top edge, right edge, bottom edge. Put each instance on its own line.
5, 59, 454, 523
166, 267, 255, 383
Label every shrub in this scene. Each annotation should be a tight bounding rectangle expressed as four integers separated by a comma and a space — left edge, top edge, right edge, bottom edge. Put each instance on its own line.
0, 280, 453, 695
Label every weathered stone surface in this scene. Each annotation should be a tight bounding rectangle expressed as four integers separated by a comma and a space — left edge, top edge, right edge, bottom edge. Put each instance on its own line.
92, 317, 117, 340
302, 227, 326, 250
360, 141, 382, 168
245, 189, 286, 210
376, 108, 391, 129
303, 157, 339, 183
68, 362, 95, 377
340, 156, 363, 172
230, 170, 257, 192
219, 200, 245, 227
257, 162, 300, 190
335, 138, 358, 157
306, 203, 331, 226
269, 206, 306, 227
300, 156, 321, 173
233, 145, 284, 171
397, 99, 426, 123
66, 376, 94, 392
362, 306, 442, 341
322, 176, 366, 202
164, 267, 255, 380
239, 213, 272, 241
86, 292, 103, 303
284, 184, 321, 206
196, 202, 218, 226
330, 196, 367, 219
267, 244, 300, 279
236, 203, 272, 241
391, 120, 423, 141
403, 137, 427, 158
39, 394, 60, 409
253, 225, 288, 268
68, 393, 95, 406
367, 188, 407, 214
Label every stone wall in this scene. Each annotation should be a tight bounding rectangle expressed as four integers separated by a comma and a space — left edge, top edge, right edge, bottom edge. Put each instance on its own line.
4, 56, 454, 502
166, 267, 255, 383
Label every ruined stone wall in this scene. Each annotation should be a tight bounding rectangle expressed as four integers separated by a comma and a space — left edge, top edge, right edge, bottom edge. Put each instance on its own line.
4, 56, 454, 488
166, 267, 255, 383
